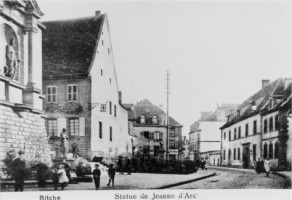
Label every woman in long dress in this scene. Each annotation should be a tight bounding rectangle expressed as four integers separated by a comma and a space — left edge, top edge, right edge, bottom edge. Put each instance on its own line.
264, 158, 271, 177
57, 164, 69, 190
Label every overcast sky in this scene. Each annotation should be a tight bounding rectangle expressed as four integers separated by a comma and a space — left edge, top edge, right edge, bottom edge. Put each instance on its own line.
38, 0, 292, 135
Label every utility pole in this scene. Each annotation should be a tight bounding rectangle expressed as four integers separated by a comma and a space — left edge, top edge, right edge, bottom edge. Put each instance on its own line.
166, 71, 170, 161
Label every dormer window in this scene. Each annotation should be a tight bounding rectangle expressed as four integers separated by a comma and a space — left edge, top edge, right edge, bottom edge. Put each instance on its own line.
251, 100, 257, 111
140, 115, 145, 124
152, 115, 158, 124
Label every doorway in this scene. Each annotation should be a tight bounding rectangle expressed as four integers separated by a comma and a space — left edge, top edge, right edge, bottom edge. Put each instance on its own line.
242, 143, 250, 168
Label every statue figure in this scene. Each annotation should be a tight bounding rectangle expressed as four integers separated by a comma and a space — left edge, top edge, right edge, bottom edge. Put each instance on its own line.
60, 128, 69, 158
4, 39, 19, 80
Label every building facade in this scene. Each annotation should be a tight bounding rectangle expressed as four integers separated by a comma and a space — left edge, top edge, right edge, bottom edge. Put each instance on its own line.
42, 12, 130, 162
189, 104, 238, 162
0, 0, 51, 173
221, 78, 292, 170
125, 99, 183, 161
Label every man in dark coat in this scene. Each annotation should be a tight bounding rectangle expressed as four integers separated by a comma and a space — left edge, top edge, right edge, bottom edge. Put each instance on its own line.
93, 164, 101, 190
12, 151, 26, 192
107, 164, 116, 187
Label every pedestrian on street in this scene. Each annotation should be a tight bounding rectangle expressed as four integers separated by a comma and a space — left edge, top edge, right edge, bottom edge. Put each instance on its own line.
255, 158, 261, 174
118, 157, 124, 175
107, 164, 116, 187
57, 164, 69, 190
126, 158, 132, 175
200, 158, 206, 170
51, 164, 59, 190
11, 151, 26, 192
93, 164, 101, 190
264, 158, 271, 177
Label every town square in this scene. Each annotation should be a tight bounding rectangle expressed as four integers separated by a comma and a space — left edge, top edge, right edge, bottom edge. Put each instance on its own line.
0, 0, 291, 199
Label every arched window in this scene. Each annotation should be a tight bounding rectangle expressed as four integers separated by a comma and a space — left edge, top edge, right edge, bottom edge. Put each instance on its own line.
274, 142, 279, 159
140, 115, 145, 124
269, 142, 273, 159
152, 115, 158, 124
263, 143, 268, 159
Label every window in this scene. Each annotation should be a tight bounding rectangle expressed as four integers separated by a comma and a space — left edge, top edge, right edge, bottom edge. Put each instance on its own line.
109, 78, 111, 84
108, 48, 110, 55
223, 150, 226, 160
269, 117, 273, 132
229, 131, 231, 141
274, 142, 279, 159
47, 119, 57, 136
245, 124, 249, 137
269, 143, 273, 159
170, 140, 175, 149
109, 101, 112, 115
253, 144, 256, 161
224, 132, 226, 140
170, 128, 175, 137
234, 128, 237, 140
228, 149, 231, 161
140, 115, 145, 124
152, 116, 158, 124
238, 127, 241, 138
109, 126, 112, 141
69, 118, 79, 136
99, 122, 102, 139
149, 132, 154, 140
114, 105, 117, 117
101, 69, 103, 76
253, 120, 257, 135
263, 143, 267, 159
47, 86, 57, 103
238, 148, 240, 160
275, 115, 279, 130
264, 119, 268, 133
67, 85, 77, 102
234, 148, 236, 160
154, 132, 160, 140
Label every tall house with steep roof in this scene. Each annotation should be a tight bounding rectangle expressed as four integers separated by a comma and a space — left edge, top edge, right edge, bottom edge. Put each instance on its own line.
42, 12, 131, 162
125, 99, 183, 161
0, 0, 52, 169
220, 78, 292, 170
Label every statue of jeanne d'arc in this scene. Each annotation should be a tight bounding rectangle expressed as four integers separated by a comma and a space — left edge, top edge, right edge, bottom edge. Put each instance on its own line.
4, 39, 19, 80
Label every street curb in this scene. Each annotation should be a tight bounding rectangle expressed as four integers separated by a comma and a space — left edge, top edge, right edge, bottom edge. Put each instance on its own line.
207, 166, 256, 173
273, 172, 291, 189
154, 172, 216, 189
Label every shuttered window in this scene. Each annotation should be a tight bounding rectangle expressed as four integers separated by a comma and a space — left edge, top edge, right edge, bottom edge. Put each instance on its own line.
47, 118, 57, 136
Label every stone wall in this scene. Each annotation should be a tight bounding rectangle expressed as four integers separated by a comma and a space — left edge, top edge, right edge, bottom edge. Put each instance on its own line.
0, 104, 52, 174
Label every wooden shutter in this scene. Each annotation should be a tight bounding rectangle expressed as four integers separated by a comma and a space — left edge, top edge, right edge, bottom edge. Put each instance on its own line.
57, 118, 67, 136
79, 117, 85, 136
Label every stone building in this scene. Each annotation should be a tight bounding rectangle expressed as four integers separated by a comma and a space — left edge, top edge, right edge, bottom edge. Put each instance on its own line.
189, 104, 238, 162
220, 78, 292, 170
0, 0, 51, 172
125, 99, 183, 161
42, 12, 130, 162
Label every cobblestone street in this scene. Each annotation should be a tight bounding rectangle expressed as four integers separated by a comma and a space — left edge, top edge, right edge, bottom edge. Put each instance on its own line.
171, 169, 287, 189
1, 168, 288, 192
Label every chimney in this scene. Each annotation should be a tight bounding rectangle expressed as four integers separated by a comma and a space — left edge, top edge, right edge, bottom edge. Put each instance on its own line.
262, 79, 270, 89
95, 11, 101, 17
284, 78, 292, 90
118, 91, 122, 104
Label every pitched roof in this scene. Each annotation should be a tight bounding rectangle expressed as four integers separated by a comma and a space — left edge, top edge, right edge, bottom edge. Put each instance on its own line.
221, 78, 292, 129
42, 14, 105, 78
125, 99, 182, 127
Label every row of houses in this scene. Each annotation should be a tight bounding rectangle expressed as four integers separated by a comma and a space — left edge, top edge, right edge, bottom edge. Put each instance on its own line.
0, 0, 183, 173
189, 79, 292, 170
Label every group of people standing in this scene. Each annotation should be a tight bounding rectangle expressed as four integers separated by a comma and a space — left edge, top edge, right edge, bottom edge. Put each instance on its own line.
255, 157, 271, 177
117, 157, 132, 175
92, 163, 116, 190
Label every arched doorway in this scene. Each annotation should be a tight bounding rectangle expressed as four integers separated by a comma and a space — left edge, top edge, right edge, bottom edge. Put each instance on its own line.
242, 143, 250, 168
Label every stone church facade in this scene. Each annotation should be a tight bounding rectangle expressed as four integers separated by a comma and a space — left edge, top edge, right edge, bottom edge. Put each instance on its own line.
0, 0, 51, 173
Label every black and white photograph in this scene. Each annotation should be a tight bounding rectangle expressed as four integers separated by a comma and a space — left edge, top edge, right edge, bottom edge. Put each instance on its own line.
0, 0, 291, 199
